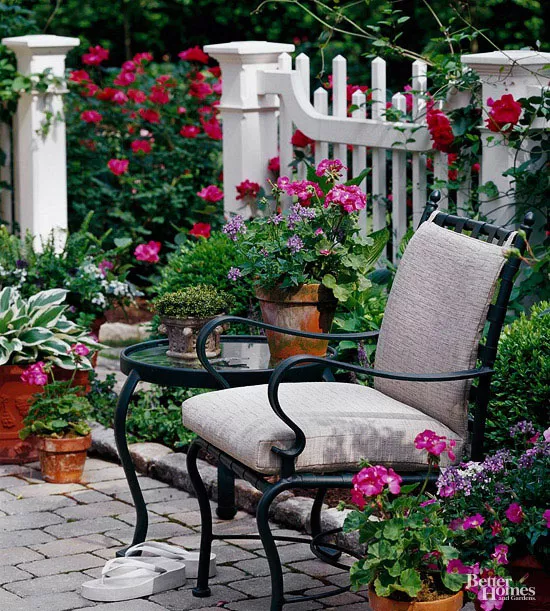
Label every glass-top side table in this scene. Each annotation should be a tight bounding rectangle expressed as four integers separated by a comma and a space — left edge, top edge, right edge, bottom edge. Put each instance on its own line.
115, 336, 335, 553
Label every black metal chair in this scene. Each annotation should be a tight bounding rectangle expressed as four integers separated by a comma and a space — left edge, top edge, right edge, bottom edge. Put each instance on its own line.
182, 193, 534, 610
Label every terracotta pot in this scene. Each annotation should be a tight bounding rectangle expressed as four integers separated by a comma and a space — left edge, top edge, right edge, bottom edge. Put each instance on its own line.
369, 589, 463, 611
161, 315, 225, 361
36, 434, 92, 483
256, 284, 337, 363
0, 365, 42, 464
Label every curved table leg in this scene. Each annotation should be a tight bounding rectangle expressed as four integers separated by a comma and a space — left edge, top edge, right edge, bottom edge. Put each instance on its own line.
114, 370, 146, 555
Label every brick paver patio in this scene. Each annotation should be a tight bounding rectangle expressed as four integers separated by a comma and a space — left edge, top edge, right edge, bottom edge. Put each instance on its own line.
0, 457, 373, 610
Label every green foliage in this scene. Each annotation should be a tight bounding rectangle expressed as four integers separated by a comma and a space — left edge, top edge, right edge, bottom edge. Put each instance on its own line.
88, 371, 200, 449
20, 381, 92, 439
0, 287, 100, 367
156, 232, 255, 317
485, 301, 550, 449
154, 284, 232, 319
0, 219, 137, 326
65, 54, 223, 246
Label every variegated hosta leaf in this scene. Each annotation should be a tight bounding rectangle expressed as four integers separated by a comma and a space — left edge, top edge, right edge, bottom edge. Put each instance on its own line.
27, 289, 68, 309
56, 320, 78, 333
0, 308, 15, 334
48, 354, 79, 369
30, 305, 67, 329
0, 287, 14, 312
40, 338, 72, 355
18, 328, 54, 346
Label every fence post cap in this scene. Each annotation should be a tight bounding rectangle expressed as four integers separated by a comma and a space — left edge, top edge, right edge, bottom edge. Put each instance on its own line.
461, 50, 550, 67
204, 40, 294, 58
2, 34, 80, 54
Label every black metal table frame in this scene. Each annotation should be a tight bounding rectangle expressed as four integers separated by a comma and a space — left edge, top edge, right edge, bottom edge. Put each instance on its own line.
114, 335, 335, 553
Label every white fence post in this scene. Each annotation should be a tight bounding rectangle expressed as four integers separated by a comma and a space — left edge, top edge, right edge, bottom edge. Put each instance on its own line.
1, 35, 79, 244
461, 50, 550, 226
204, 41, 294, 217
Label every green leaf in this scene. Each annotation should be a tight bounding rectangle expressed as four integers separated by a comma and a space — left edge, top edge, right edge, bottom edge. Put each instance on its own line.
322, 274, 337, 290
19, 328, 54, 346
114, 237, 132, 248
28, 289, 68, 309
400, 568, 422, 597
0, 287, 14, 312
441, 570, 468, 591
345, 167, 370, 186
30, 305, 66, 329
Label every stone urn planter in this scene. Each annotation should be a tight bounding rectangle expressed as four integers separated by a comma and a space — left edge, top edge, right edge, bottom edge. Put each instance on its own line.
162, 315, 225, 361
36, 434, 92, 483
255, 283, 337, 363
369, 589, 463, 611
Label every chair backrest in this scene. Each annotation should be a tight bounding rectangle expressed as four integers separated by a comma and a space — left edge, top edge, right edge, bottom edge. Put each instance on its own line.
374, 196, 533, 442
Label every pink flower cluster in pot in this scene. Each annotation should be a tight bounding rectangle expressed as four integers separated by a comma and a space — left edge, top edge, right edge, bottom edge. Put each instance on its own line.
20, 362, 48, 386
351, 465, 403, 509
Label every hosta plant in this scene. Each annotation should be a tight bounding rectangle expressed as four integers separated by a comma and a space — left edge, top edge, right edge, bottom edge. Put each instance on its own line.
0, 288, 100, 369
343, 430, 466, 602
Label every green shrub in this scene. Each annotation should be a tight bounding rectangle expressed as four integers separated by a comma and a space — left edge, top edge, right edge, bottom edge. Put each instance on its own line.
485, 301, 550, 450
156, 232, 255, 317
88, 371, 200, 449
155, 285, 231, 319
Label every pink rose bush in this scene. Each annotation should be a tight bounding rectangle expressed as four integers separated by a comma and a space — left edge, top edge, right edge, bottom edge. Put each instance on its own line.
134, 241, 161, 263
67, 43, 224, 246
222, 158, 388, 299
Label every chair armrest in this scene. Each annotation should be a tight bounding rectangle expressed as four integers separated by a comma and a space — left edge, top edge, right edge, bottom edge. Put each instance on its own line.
195, 315, 380, 389
265, 355, 493, 472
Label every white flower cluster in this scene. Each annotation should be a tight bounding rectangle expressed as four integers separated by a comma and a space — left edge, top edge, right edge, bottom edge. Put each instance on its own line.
0, 264, 27, 288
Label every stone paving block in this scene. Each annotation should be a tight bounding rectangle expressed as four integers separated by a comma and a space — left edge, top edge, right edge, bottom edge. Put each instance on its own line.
0, 476, 27, 489
234, 556, 291, 577
168, 508, 250, 528
227, 597, 322, 610
54, 499, 134, 521
229, 572, 324, 597
0, 510, 64, 532
4, 591, 94, 611
137, 475, 170, 490
324, 605, 370, 611
0, 529, 55, 549
304, 585, 368, 606
208, 565, 248, 585
31, 534, 121, 558
6, 482, 85, 498
0, 588, 22, 605
147, 497, 200, 516
288, 559, 344, 578
45, 516, 126, 538
257, 542, 318, 564
150, 583, 247, 610
114, 485, 191, 505
0, 465, 33, 476
103, 519, 193, 542
0, 493, 76, 515
15, 470, 44, 484
209, 543, 257, 564
129, 442, 173, 474
65, 489, 113, 504
114, 512, 168, 527
4, 570, 88, 596
0, 546, 44, 566
18, 552, 105, 577
0, 490, 16, 503
82, 458, 117, 471
81, 466, 127, 483
90, 423, 119, 462
83, 600, 174, 611
0, 565, 33, 586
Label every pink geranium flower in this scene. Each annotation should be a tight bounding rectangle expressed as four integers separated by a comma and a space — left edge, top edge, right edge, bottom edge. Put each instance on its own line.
178, 46, 210, 64
107, 159, 129, 176
315, 158, 346, 178
505, 502, 524, 524
350, 488, 366, 510
180, 125, 200, 138
70, 343, 90, 357
20, 362, 48, 386
197, 185, 223, 202
134, 241, 161, 263
81, 110, 102, 124
325, 184, 366, 213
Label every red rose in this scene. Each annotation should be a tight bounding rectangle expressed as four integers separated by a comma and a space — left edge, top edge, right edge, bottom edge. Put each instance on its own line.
112, 90, 128, 105
236, 179, 261, 200
122, 61, 136, 72
178, 46, 209, 64
139, 108, 161, 123
291, 129, 314, 148
268, 156, 280, 175
197, 185, 223, 202
180, 125, 200, 138
131, 140, 152, 154
107, 159, 129, 176
70, 70, 90, 83
134, 241, 161, 263
426, 108, 454, 153
486, 94, 522, 133
149, 85, 170, 105
190, 81, 213, 100
133, 52, 153, 64
82, 45, 109, 66
128, 89, 147, 104
96, 87, 117, 101
114, 71, 135, 87
81, 83, 99, 97
208, 66, 221, 78
189, 222, 211, 239
81, 110, 102, 124
202, 116, 222, 140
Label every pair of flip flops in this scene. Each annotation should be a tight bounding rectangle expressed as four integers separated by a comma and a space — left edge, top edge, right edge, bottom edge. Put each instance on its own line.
81, 541, 217, 602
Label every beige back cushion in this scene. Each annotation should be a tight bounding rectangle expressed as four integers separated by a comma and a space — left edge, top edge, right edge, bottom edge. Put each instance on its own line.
374, 220, 512, 438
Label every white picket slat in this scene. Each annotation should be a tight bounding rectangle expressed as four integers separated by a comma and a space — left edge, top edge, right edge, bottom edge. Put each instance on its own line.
278, 52, 293, 209
295, 53, 310, 180
371, 57, 387, 231
332, 55, 348, 181
351, 90, 367, 232
313, 87, 329, 165
411, 59, 428, 225
391, 93, 407, 261
433, 150, 449, 204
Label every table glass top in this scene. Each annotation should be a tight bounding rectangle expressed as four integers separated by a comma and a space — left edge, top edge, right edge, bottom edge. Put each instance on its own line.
127, 339, 272, 371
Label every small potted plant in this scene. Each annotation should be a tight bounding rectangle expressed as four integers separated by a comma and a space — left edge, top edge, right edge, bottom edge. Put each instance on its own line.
19, 346, 93, 484
343, 430, 465, 610
437, 421, 550, 611
223, 159, 388, 362
155, 285, 232, 360
0, 287, 99, 464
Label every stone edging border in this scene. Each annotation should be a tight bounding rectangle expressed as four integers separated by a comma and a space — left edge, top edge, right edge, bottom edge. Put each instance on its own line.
90, 422, 361, 551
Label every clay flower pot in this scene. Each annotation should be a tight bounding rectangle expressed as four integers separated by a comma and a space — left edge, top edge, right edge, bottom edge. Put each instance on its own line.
255, 284, 337, 363
0, 365, 42, 464
36, 434, 92, 484
161, 316, 225, 361
369, 589, 463, 611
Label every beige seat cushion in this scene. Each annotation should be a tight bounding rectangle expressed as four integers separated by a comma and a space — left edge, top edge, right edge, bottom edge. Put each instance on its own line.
375, 220, 512, 438
182, 382, 463, 474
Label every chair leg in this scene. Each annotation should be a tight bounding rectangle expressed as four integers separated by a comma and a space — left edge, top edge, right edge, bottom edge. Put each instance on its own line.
310, 487, 341, 563
257, 481, 288, 611
186, 441, 213, 598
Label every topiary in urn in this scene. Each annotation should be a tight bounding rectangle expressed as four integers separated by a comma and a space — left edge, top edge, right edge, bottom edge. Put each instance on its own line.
155, 285, 233, 361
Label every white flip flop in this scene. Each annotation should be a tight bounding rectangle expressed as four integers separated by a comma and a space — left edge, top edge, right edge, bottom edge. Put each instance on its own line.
125, 541, 217, 578
80, 556, 186, 602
